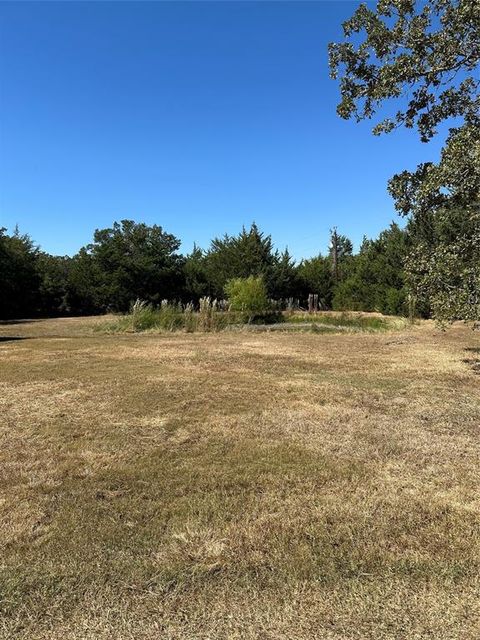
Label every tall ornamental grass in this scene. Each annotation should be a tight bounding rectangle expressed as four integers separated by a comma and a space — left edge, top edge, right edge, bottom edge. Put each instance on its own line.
100, 298, 230, 333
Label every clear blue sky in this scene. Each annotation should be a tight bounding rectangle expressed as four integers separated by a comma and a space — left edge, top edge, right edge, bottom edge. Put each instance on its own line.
0, 1, 445, 260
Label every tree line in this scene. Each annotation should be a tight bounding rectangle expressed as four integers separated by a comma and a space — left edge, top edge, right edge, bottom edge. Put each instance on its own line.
0, 219, 414, 319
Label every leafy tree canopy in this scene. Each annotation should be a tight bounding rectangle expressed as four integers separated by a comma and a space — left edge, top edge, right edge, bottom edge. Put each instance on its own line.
183, 245, 210, 301
329, 0, 480, 322
328, 230, 354, 282
407, 203, 480, 322
205, 223, 282, 298
333, 223, 408, 315
329, 1, 479, 136
74, 220, 184, 312
0, 227, 40, 319
36, 253, 72, 316
297, 255, 334, 308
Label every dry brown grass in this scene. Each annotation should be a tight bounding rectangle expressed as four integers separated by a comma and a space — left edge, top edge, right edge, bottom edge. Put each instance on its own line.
0, 316, 479, 639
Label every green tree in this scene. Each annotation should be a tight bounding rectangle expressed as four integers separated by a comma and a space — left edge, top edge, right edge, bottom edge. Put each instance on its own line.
407, 203, 480, 322
71, 220, 184, 312
0, 227, 40, 319
296, 255, 334, 308
183, 245, 210, 301
329, 0, 480, 322
36, 253, 72, 316
204, 223, 279, 298
67, 248, 104, 314
328, 229, 353, 282
270, 248, 298, 299
332, 223, 409, 315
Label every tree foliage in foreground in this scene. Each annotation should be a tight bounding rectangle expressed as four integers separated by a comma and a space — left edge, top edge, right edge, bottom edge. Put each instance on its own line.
407, 203, 480, 322
329, 0, 480, 322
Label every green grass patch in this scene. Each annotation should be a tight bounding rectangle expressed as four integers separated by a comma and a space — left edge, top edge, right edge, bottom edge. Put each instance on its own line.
285, 312, 407, 332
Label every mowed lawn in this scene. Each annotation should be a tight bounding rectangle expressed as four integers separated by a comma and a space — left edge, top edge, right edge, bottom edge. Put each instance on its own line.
1, 317, 479, 639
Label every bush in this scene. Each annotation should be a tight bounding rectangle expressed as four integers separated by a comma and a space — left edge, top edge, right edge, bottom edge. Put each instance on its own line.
224, 276, 269, 323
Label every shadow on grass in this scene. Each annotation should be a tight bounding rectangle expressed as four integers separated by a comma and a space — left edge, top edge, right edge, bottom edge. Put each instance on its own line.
0, 319, 39, 326
463, 347, 480, 373
0, 336, 29, 342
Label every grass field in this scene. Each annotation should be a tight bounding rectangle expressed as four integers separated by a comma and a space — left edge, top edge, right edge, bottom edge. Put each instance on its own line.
1, 315, 479, 639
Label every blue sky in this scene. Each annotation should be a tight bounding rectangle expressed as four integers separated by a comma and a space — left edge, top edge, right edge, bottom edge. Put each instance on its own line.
0, 1, 446, 260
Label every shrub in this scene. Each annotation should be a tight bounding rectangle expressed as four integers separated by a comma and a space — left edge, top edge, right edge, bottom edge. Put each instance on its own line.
224, 276, 269, 323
